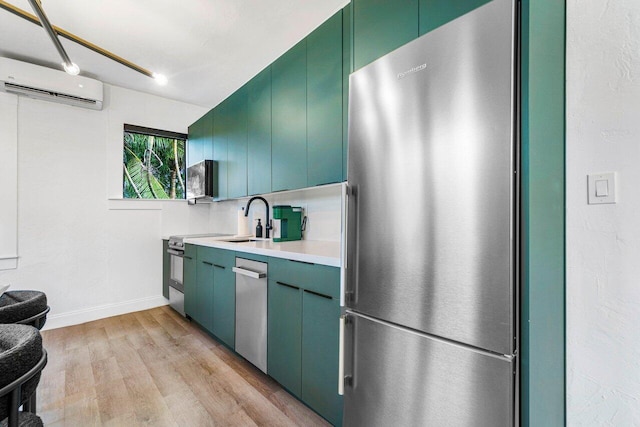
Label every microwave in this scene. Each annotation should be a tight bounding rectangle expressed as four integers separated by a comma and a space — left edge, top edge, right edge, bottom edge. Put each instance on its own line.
186, 160, 217, 200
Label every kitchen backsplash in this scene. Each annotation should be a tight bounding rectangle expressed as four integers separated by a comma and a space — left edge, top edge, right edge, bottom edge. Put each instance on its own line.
207, 184, 343, 242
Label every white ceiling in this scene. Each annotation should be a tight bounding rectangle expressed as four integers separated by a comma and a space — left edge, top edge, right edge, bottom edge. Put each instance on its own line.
0, 0, 348, 107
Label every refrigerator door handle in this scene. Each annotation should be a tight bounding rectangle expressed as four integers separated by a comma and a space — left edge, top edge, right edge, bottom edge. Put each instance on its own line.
345, 185, 358, 305
338, 315, 345, 395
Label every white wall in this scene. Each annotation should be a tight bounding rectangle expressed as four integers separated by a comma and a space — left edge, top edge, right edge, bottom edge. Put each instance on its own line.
0, 93, 18, 270
567, 1, 640, 424
0, 85, 208, 329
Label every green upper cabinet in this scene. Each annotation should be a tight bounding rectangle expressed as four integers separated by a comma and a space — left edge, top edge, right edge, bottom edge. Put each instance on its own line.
247, 67, 272, 196
213, 100, 229, 200
307, 11, 344, 187
227, 86, 248, 199
271, 40, 307, 192
419, 0, 491, 35
352, 0, 419, 70
187, 109, 214, 166
342, 3, 351, 181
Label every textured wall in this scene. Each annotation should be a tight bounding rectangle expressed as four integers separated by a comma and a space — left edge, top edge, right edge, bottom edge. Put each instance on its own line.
566, 0, 640, 424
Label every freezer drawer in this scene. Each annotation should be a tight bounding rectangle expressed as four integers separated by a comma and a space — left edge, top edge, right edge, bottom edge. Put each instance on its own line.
343, 312, 515, 427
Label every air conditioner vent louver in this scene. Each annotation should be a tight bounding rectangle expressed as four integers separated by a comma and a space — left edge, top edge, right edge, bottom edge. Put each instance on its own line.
0, 57, 103, 110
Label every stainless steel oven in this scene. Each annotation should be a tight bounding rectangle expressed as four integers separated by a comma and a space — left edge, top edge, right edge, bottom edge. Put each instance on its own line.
167, 239, 186, 316
166, 233, 231, 317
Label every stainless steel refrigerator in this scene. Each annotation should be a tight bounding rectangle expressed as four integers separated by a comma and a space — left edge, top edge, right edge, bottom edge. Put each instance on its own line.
343, 0, 518, 425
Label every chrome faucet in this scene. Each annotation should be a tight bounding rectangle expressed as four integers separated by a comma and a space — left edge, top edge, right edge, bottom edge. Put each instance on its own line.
244, 196, 272, 238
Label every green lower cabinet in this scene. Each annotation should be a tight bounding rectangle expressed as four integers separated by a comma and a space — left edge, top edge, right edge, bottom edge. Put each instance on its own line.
183, 245, 197, 318
302, 290, 343, 426
162, 240, 170, 299
268, 279, 302, 397
211, 249, 236, 348
268, 258, 342, 425
196, 250, 215, 332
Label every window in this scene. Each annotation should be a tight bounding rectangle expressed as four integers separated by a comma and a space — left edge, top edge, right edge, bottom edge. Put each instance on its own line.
123, 124, 187, 199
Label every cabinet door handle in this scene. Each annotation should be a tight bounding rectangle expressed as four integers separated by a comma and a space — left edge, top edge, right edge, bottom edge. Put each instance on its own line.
202, 261, 213, 266
184, 256, 192, 260
213, 264, 225, 269
290, 259, 315, 266
276, 281, 299, 290
303, 289, 332, 300
232, 266, 266, 279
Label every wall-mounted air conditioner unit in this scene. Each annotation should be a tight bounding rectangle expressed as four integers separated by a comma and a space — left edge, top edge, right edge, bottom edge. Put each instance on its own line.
0, 57, 103, 110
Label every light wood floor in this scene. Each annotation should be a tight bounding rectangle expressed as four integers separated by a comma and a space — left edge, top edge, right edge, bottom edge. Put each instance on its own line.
38, 306, 330, 427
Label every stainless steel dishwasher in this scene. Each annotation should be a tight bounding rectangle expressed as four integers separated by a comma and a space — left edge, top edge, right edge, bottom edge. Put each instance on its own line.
233, 257, 268, 373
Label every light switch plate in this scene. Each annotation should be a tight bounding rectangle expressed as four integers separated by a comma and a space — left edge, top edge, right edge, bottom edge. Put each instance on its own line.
588, 172, 617, 204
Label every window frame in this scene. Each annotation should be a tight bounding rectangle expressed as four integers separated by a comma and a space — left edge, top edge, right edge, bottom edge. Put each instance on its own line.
122, 124, 188, 200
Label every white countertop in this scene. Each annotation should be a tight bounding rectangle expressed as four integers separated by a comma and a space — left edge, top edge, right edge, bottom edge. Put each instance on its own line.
182, 236, 341, 268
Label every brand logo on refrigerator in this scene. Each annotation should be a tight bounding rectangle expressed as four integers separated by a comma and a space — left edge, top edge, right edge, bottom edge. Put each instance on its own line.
397, 63, 427, 80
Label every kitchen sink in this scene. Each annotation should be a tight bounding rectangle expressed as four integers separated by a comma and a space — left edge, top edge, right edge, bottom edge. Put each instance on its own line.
218, 237, 260, 243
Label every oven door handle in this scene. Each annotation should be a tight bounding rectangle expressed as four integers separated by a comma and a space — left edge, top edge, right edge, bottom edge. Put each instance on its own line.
167, 249, 183, 256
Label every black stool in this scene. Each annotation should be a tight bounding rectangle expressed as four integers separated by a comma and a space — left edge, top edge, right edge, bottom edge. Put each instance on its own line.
0, 324, 47, 427
0, 292, 49, 330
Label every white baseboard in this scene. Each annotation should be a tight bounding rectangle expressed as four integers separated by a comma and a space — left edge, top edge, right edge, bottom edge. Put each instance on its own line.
43, 295, 169, 331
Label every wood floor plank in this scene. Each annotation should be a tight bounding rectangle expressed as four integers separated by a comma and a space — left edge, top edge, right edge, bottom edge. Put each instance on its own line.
92, 356, 123, 386
40, 306, 331, 427
94, 377, 135, 424
123, 373, 175, 426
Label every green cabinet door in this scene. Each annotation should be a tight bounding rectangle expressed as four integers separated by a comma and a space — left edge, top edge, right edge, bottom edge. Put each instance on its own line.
302, 290, 343, 426
342, 3, 351, 181
196, 247, 215, 332
188, 110, 214, 166
183, 244, 197, 318
162, 239, 170, 299
227, 86, 248, 199
213, 101, 229, 200
271, 40, 307, 192
195, 259, 214, 331
307, 11, 344, 187
247, 67, 272, 196
212, 249, 236, 348
352, 0, 419, 70
268, 279, 302, 397
419, 0, 491, 35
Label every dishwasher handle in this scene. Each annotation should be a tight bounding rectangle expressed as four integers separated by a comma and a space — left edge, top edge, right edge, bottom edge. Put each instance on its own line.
232, 266, 266, 279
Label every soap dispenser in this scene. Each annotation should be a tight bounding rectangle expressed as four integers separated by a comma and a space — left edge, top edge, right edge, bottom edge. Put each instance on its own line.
255, 219, 263, 238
